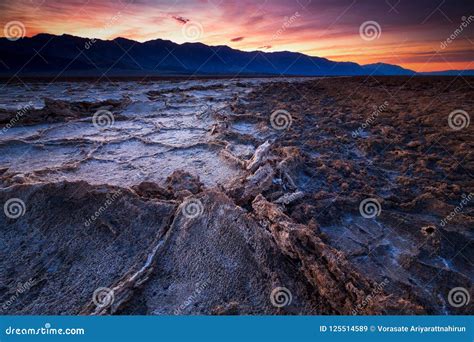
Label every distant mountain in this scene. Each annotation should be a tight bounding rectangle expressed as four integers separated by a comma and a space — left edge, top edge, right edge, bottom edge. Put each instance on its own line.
361, 63, 415, 76
0, 34, 465, 77
420, 69, 474, 76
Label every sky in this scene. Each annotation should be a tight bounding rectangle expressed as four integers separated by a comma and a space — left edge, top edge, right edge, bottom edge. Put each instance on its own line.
0, 0, 473, 72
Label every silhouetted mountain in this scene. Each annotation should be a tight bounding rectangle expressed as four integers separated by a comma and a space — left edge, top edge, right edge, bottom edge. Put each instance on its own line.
420, 69, 474, 76
0, 33, 460, 77
361, 63, 415, 76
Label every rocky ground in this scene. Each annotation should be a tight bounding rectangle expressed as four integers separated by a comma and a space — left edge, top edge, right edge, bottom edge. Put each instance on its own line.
0, 76, 472, 315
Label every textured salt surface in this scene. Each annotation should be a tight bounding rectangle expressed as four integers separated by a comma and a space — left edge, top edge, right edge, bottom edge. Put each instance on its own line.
0, 78, 304, 187
2, 77, 471, 316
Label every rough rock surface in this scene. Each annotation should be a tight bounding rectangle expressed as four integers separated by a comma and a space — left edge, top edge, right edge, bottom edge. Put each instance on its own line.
0, 97, 130, 125
0, 77, 472, 315
0, 181, 176, 314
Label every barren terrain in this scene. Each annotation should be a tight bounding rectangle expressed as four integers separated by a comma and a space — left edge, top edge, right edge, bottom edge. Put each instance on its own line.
0, 76, 472, 315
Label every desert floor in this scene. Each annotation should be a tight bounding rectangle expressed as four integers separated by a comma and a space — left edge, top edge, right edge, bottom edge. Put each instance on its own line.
0, 76, 472, 315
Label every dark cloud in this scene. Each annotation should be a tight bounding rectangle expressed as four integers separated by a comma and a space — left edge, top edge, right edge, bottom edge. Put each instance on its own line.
172, 16, 189, 24
231, 36, 245, 42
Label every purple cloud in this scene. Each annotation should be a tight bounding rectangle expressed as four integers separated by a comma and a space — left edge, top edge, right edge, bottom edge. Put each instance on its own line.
172, 16, 190, 24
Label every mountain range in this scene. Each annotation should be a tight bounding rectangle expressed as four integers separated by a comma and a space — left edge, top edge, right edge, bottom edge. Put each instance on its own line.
0, 33, 472, 77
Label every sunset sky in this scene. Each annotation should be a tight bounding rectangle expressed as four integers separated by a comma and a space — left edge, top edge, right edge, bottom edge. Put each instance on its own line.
1, 0, 473, 72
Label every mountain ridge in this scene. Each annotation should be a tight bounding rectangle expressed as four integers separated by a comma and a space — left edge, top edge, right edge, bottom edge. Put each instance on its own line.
0, 33, 471, 77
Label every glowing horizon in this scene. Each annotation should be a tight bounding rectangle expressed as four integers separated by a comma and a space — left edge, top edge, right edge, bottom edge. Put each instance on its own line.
1, 0, 472, 72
